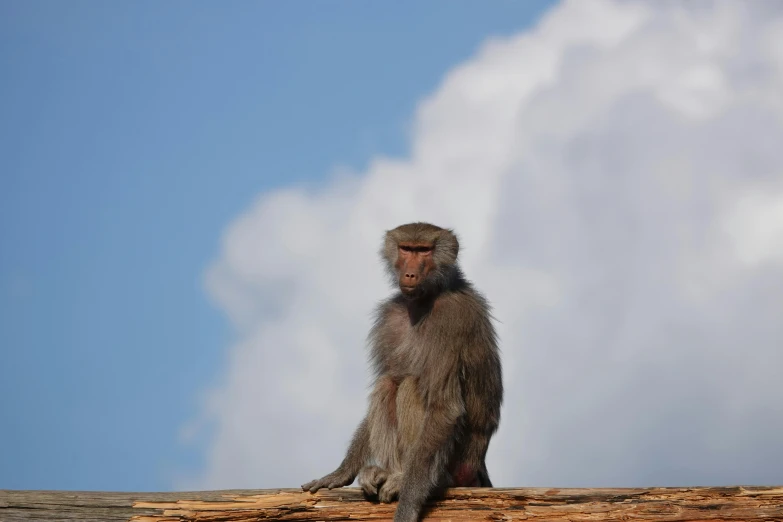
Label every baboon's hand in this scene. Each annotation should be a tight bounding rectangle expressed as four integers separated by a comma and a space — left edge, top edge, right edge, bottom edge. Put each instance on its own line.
301, 469, 354, 493
357, 465, 388, 497
378, 472, 402, 503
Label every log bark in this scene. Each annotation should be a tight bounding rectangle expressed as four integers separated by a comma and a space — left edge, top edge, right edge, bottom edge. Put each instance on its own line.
1, 486, 782, 521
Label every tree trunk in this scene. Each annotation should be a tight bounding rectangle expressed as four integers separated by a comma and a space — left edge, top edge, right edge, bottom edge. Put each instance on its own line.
2, 486, 782, 521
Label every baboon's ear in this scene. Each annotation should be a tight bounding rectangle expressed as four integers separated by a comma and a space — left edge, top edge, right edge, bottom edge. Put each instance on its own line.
381, 229, 401, 277
433, 229, 459, 267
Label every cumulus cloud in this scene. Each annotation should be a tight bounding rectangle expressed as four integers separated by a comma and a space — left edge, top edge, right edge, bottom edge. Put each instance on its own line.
187, 0, 783, 489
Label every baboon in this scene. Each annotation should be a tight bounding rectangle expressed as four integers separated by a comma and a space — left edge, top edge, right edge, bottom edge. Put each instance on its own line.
302, 222, 502, 522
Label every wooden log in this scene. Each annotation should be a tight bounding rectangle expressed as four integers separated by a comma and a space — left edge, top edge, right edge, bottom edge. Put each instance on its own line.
1, 486, 782, 521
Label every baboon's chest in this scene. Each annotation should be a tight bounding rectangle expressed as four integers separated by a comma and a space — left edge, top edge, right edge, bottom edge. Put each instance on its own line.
382, 303, 440, 378
391, 328, 433, 377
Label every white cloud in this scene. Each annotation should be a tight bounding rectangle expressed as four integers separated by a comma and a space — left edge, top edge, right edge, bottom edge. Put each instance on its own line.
186, 0, 783, 489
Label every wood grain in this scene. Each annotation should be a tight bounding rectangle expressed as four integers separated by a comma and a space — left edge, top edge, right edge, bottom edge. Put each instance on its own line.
2, 486, 781, 521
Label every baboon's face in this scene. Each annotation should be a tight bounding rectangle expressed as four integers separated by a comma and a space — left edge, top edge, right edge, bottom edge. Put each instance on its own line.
394, 242, 435, 296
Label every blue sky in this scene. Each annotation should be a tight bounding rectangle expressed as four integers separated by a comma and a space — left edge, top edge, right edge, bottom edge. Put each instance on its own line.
0, 1, 557, 491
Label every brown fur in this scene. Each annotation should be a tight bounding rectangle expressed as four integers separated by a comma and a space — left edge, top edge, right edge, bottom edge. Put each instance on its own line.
302, 223, 503, 522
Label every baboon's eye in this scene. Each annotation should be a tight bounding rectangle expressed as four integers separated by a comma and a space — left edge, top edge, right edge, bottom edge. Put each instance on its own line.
399, 244, 433, 253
